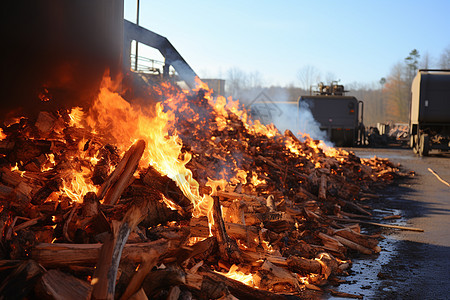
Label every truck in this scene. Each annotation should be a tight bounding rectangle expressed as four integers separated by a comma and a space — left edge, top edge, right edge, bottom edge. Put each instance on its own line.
409, 69, 450, 156
298, 82, 365, 146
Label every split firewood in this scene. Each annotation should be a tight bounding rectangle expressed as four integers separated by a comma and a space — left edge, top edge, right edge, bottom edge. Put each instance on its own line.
317, 232, 346, 255
141, 166, 192, 214
141, 266, 186, 298
176, 237, 216, 264
240, 251, 287, 267
31, 238, 172, 267
332, 235, 373, 255
34, 269, 92, 300
212, 196, 243, 264
254, 260, 300, 291
91, 204, 149, 300
98, 139, 146, 205
333, 228, 381, 253
119, 250, 160, 300
286, 256, 322, 274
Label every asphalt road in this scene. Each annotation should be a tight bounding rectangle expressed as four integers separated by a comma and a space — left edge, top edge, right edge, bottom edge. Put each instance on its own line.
335, 148, 450, 299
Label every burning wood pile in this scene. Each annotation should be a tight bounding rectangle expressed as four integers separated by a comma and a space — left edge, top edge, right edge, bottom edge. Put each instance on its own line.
0, 77, 408, 299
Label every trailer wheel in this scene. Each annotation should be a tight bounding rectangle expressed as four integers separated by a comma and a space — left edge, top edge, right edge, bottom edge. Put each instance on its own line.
413, 135, 419, 154
409, 135, 415, 148
419, 134, 430, 156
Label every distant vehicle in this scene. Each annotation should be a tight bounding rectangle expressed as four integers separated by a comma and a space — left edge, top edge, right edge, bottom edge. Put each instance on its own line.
298, 82, 365, 146
409, 69, 450, 156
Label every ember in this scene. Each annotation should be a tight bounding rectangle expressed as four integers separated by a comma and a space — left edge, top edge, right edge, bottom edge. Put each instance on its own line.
0, 76, 410, 299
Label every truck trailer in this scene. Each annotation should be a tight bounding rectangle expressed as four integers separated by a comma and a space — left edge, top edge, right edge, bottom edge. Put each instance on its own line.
298, 83, 365, 146
409, 69, 450, 156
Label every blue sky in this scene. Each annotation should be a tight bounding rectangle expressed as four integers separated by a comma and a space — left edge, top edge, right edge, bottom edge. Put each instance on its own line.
124, 0, 450, 86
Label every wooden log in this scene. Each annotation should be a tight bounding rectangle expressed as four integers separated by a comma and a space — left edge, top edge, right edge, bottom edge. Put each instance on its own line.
31, 178, 61, 205
214, 190, 266, 204
99, 140, 145, 205
197, 272, 230, 299
185, 272, 203, 290
332, 235, 373, 255
119, 250, 160, 300
190, 217, 260, 248
255, 260, 300, 290
141, 166, 192, 214
333, 228, 380, 253
240, 251, 287, 267
34, 269, 92, 300
142, 268, 186, 298
212, 196, 243, 264
176, 237, 216, 264
286, 256, 322, 274
317, 232, 346, 254
91, 205, 147, 300
30, 239, 172, 267
224, 200, 246, 224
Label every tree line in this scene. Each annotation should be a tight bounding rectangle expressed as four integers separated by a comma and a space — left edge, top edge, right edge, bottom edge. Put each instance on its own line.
221, 45, 450, 126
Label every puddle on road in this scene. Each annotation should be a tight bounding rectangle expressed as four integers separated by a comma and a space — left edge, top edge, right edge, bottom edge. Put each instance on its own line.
330, 236, 400, 299
329, 203, 407, 299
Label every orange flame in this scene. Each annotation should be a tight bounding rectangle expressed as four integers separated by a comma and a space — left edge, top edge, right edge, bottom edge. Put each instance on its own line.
0, 128, 6, 140
216, 264, 256, 287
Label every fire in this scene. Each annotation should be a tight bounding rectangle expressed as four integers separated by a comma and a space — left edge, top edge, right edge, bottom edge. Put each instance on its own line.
0, 128, 6, 140
61, 166, 98, 203
68, 107, 85, 128
85, 76, 215, 220
216, 264, 256, 287
11, 163, 26, 177
41, 153, 56, 172
250, 171, 266, 186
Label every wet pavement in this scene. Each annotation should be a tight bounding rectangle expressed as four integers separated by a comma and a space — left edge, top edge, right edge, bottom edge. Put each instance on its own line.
331, 148, 450, 299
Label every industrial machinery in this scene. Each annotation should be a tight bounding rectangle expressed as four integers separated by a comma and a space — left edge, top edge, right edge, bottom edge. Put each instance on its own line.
2, 0, 198, 121
298, 82, 365, 146
409, 69, 450, 156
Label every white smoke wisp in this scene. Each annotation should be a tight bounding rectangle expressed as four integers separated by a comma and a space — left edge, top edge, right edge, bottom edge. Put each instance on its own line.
246, 89, 332, 146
